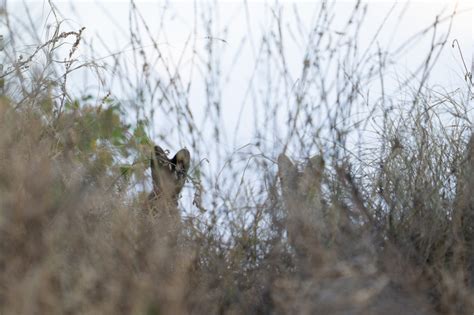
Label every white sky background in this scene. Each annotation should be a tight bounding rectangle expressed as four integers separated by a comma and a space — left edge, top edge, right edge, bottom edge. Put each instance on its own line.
4, 1, 472, 125
1, 0, 473, 211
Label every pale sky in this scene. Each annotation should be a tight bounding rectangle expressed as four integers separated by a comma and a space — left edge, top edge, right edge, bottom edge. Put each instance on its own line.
0, 0, 472, 210
0, 1, 471, 152
2, 1, 471, 136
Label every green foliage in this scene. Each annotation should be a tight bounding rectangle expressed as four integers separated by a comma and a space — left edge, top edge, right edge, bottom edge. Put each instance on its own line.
50, 97, 149, 181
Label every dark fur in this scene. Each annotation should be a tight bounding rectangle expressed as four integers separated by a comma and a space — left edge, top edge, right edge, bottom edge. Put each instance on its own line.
150, 145, 190, 203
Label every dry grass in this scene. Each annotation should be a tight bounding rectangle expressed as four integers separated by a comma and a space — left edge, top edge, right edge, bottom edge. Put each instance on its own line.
0, 1, 473, 314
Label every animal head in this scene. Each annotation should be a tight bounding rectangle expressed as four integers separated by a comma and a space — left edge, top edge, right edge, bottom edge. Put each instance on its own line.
150, 145, 191, 202
277, 153, 325, 202
277, 153, 327, 260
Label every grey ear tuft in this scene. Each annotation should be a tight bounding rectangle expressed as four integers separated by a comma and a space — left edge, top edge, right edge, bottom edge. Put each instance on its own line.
277, 154, 293, 168
277, 154, 297, 183
278, 154, 293, 174
305, 155, 325, 178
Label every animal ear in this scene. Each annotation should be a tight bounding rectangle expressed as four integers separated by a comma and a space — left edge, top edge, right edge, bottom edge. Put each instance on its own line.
299, 155, 325, 195
151, 145, 167, 189
171, 148, 191, 197
304, 155, 325, 178
172, 148, 191, 174
278, 154, 297, 185
154, 145, 167, 162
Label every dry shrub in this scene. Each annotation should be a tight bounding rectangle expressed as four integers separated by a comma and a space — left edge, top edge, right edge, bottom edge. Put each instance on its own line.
1, 1, 473, 314
0, 97, 195, 314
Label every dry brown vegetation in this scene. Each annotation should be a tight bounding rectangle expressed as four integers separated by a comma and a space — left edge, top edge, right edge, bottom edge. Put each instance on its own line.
0, 1, 473, 314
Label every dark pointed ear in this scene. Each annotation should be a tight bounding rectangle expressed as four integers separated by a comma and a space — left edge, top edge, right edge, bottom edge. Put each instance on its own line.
172, 148, 191, 197
154, 145, 167, 162
151, 145, 167, 189
172, 148, 191, 174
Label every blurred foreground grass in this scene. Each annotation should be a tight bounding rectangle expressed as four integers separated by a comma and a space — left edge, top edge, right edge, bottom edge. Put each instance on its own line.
0, 1, 473, 314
